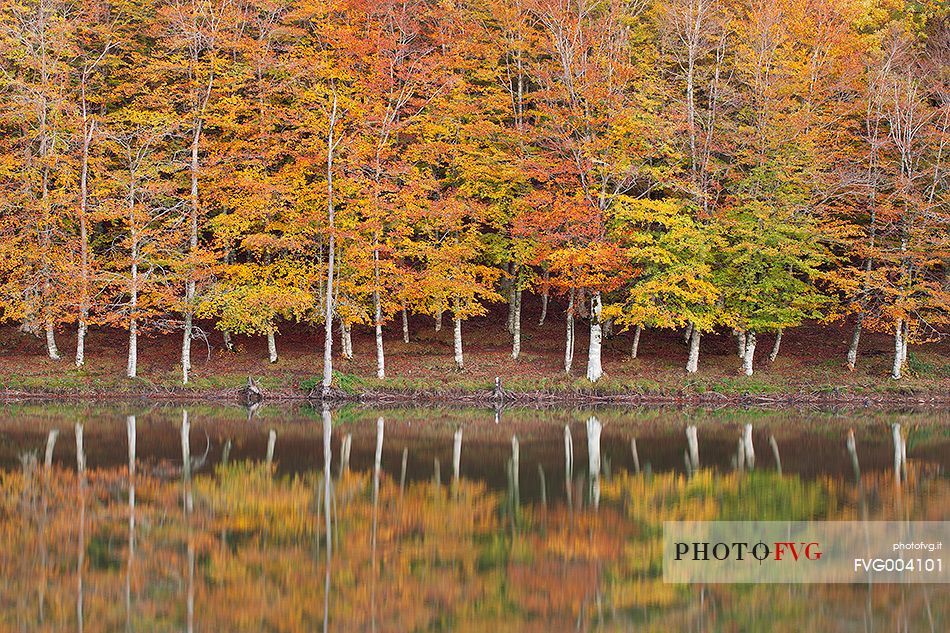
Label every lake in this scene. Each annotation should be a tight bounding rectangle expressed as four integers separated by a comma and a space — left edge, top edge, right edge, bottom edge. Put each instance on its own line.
0, 403, 947, 631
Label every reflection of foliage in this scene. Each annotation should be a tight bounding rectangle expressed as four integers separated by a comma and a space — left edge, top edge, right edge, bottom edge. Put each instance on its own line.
0, 460, 945, 632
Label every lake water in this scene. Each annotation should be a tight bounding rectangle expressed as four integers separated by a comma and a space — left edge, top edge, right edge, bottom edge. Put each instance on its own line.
0, 403, 947, 631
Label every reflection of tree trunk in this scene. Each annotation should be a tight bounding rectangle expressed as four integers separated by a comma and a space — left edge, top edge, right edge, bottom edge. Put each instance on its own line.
564, 425, 574, 508
76, 423, 86, 633
44, 429, 58, 468
126, 416, 136, 632
322, 407, 333, 633
586, 417, 601, 509
452, 427, 462, 485
180, 411, 195, 633
685, 425, 699, 471
743, 424, 755, 469
370, 417, 383, 632
266, 429, 276, 467
510, 435, 520, 510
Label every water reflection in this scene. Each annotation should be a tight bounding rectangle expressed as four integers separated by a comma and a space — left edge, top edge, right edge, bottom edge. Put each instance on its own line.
0, 404, 946, 631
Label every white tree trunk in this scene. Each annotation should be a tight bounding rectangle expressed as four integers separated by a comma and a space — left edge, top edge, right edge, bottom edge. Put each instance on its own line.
181, 306, 193, 383
435, 310, 442, 332
127, 321, 137, 378
453, 314, 464, 370
511, 289, 522, 359
401, 307, 409, 343
586, 292, 603, 382
901, 320, 909, 366
742, 331, 757, 376
223, 330, 233, 352
768, 329, 782, 363
267, 328, 277, 363
320, 91, 339, 398
631, 324, 642, 359
374, 290, 385, 379
343, 323, 353, 360
846, 316, 862, 370
891, 319, 903, 379
736, 329, 746, 359
564, 291, 575, 374
683, 322, 693, 343
46, 318, 60, 361
686, 326, 701, 373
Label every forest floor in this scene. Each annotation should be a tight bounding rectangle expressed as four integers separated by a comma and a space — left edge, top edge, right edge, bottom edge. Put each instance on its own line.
0, 296, 948, 405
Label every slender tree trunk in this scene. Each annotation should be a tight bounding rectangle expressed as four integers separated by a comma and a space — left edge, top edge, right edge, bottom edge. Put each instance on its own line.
373, 247, 385, 378
846, 315, 862, 371
340, 322, 352, 360
564, 290, 575, 374
127, 246, 138, 378
453, 310, 463, 370
901, 320, 909, 367
127, 320, 137, 378
631, 324, 642, 359
768, 329, 782, 363
76, 102, 93, 368
736, 329, 746, 359
511, 289, 522, 360
223, 331, 233, 352
891, 319, 903, 380
686, 326, 701, 374
435, 310, 442, 332
45, 319, 60, 361
586, 291, 603, 382
267, 328, 277, 363
182, 118, 203, 384
742, 331, 757, 376
374, 297, 385, 379
506, 263, 516, 335
401, 307, 409, 343
321, 92, 339, 397
538, 268, 549, 325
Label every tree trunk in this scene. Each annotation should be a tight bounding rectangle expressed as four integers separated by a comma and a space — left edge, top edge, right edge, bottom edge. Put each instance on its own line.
901, 320, 909, 367
631, 324, 642, 359
564, 290, 575, 374
435, 310, 442, 332
127, 320, 137, 378
223, 331, 233, 352
506, 263, 517, 335
511, 289, 522, 360
374, 295, 385, 379
453, 314, 463, 370
742, 331, 757, 376
182, 116, 203, 385
341, 322, 353, 360
686, 326, 701, 373
768, 329, 782, 363
45, 319, 60, 361
76, 108, 94, 369
538, 268, 549, 326
320, 91, 339, 398
586, 291, 603, 382
736, 329, 746, 359
846, 315, 862, 371
683, 322, 693, 343
401, 307, 409, 343
267, 328, 277, 363
891, 319, 903, 379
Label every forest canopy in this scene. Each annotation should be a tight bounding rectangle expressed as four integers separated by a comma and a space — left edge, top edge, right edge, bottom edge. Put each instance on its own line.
0, 0, 948, 385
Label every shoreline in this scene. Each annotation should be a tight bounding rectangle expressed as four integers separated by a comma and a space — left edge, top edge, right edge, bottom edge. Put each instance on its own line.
1, 383, 948, 409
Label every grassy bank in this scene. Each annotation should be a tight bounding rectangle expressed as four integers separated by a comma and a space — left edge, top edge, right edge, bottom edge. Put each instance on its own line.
0, 316, 947, 405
